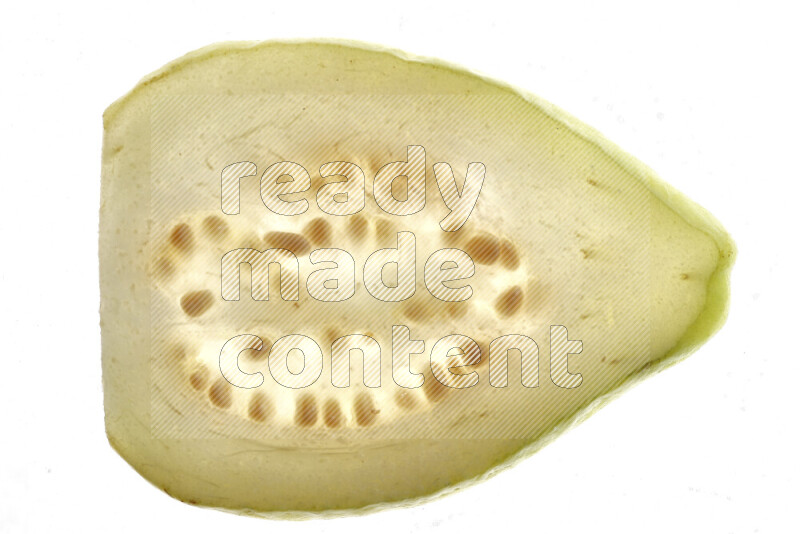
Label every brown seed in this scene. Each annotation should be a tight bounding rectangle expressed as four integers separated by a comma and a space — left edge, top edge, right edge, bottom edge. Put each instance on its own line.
367, 153, 390, 176
295, 394, 318, 426
188, 368, 208, 390
202, 215, 229, 240
246, 337, 271, 361
395, 390, 417, 410
403, 300, 432, 322
208, 379, 232, 409
498, 239, 520, 270
169, 223, 194, 252
168, 344, 186, 360
153, 257, 174, 279
264, 231, 311, 255
323, 399, 343, 428
354, 393, 379, 426
446, 301, 468, 318
476, 339, 492, 368
248, 393, 271, 422
325, 327, 341, 346
495, 286, 524, 317
349, 214, 369, 241
465, 234, 501, 265
180, 290, 214, 317
303, 217, 332, 246
680, 273, 690, 280
391, 177, 409, 201
374, 218, 395, 242
441, 228, 465, 245
423, 369, 449, 403
459, 339, 482, 367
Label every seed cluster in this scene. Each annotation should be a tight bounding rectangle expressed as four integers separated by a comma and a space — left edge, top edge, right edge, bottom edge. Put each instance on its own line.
151, 203, 533, 431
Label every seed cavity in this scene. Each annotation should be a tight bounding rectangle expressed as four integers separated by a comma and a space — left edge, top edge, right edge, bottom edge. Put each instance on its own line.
323, 399, 343, 428
303, 217, 332, 246
169, 223, 194, 252
180, 290, 214, 317
495, 286, 523, 317
265, 231, 311, 255
354, 393, 379, 426
202, 216, 229, 240
155, 179, 541, 432
465, 233, 501, 265
208, 379, 232, 409
248, 393, 271, 422
295, 394, 318, 427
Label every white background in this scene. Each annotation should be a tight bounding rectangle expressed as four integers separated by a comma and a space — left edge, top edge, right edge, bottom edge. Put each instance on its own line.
1, 1, 796, 533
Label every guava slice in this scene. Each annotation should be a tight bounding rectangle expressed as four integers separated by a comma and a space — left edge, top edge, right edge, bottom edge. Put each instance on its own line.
100, 40, 735, 517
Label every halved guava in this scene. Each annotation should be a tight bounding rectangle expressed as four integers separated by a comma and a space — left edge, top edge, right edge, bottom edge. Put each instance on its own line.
100, 40, 735, 518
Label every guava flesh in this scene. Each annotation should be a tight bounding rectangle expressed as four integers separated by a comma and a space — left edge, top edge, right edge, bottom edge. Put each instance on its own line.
100, 40, 735, 517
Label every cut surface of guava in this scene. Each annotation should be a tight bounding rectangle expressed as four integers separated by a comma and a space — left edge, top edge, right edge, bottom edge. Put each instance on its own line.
100, 40, 735, 517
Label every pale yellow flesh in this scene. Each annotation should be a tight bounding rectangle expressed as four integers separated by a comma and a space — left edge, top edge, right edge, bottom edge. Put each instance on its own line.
100, 40, 735, 517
